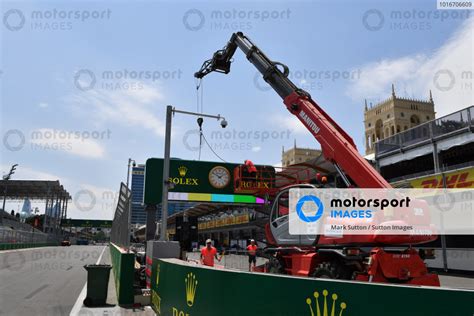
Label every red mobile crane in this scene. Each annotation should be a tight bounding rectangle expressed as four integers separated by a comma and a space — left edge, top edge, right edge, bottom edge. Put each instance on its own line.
195, 32, 439, 286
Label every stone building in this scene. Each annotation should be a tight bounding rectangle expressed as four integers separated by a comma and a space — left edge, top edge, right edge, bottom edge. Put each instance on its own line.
364, 84, 435, 155
281, 141, 322, 167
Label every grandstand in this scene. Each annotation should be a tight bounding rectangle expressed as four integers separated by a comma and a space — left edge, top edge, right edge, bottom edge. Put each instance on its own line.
0, 180, 71, 248
374, 105, 474, 272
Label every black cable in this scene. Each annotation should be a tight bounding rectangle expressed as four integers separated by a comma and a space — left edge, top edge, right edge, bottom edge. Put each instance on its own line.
201, 132, 227, 163
195, 78, 203, 160
200, 79, 204, 113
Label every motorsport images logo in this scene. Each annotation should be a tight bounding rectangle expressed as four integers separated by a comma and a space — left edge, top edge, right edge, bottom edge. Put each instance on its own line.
290, 189, 422, 236
296, 195, 324, 223
290, 188, 474, 236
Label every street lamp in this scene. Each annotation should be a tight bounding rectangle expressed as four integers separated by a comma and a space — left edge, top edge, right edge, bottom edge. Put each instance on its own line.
1, 164, 18, 225
126, 158, 136, 251
126, 158, 136, 188
156, 105, 227, 241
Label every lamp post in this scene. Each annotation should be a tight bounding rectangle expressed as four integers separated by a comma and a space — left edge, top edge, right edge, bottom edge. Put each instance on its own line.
156, 105, 227, 241
126, 158, 135, 251
1, 164, 18, 225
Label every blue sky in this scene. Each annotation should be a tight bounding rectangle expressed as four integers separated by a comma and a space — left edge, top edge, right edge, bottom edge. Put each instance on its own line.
1, 0, 472, 219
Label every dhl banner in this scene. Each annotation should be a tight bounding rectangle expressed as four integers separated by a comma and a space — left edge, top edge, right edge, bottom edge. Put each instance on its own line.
409, 167, 474, 188
198, 214, 250, 230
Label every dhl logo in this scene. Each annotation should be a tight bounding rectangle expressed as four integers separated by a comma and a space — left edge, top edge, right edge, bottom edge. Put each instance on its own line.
412, 170, 474, 188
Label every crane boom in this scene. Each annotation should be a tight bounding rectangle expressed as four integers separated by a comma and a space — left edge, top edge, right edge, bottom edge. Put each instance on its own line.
195, 32, 390, 188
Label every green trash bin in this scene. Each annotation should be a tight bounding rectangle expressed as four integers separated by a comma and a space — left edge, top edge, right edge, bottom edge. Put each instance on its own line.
83, 264, 112, 307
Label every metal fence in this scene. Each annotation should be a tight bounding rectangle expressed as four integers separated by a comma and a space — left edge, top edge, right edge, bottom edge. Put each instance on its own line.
375, 106, 473, 157
0, 227, 56, 244
110, 182, 131, 250
1, 215, 43, 234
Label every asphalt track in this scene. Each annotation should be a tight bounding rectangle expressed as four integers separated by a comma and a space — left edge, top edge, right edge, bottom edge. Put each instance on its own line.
0, 245, 106, 316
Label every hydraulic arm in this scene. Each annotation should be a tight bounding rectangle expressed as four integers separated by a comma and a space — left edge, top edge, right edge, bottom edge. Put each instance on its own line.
195, 32, 390, 189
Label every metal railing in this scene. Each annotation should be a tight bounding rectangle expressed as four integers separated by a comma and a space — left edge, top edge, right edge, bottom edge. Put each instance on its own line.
1, 212, 43, 233
110, 182, 131, 250
375, 106, 473, 157
390, 160, 474, 184
0, 227, 56, 244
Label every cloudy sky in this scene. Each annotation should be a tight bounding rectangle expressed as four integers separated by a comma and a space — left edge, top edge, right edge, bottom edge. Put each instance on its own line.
1, 0, 472, 220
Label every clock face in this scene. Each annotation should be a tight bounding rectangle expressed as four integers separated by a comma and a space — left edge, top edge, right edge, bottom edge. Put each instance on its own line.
209, 166, 230, 189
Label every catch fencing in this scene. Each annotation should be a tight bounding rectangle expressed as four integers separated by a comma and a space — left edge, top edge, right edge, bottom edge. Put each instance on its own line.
110, 182, 131, 251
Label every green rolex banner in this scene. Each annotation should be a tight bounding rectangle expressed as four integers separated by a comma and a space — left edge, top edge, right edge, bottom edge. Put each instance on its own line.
151, 258, 474, 316
144, 158, 275, 205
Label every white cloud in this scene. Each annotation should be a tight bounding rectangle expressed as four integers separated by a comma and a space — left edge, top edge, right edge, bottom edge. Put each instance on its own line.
69, 183, 117, 219
347, 17, 474, 117
270, 114, 309, 135
38, 102, 48, 108
30, 128, 106, 159
66, 82, 166, 138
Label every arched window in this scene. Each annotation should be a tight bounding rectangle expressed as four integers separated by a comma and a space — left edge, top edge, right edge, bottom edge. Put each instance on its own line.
375, 119, 383, 141
410, 115, 420, 127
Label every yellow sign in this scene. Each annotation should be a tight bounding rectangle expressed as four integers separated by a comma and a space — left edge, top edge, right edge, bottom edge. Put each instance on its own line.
306, 289, 347, 316
198, 214, 250, 230
409, 168, 474, 188
239, 180, 270, 189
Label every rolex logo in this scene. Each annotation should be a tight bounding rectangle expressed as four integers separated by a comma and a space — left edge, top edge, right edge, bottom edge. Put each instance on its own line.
178, 166, 188, 177
185, 273, 198, 307
306, 289, 347, 316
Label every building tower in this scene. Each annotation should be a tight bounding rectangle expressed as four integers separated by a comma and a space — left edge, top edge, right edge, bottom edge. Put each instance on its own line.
364, 84, 436, 155
281, 140, 322, 167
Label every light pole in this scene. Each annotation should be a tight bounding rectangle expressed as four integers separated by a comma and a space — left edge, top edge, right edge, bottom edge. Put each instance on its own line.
1, 164, 18, 225
126, 158, 135, 251
157, 105, 227, 241
126, 158, 136, 188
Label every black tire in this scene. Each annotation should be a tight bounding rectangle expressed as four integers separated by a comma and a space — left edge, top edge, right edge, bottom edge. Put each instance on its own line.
312, 262, 338, 279
267, 257, 285, 274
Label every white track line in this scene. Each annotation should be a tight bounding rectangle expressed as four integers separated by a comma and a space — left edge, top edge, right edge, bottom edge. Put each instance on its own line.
69, 246, 107, 316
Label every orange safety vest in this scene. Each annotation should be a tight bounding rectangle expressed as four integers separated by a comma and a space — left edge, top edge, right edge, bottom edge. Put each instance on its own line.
247, 244, 257, 256
201, 246, 217, 266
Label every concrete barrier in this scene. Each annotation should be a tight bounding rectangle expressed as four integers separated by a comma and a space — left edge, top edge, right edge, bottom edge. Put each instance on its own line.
0, 242, 58, 250
151, 258, 474, 316
109, 242, 135, 306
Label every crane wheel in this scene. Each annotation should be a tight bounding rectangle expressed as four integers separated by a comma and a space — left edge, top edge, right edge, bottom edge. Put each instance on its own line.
267, 257, 285, 274
312, 262, 339, 279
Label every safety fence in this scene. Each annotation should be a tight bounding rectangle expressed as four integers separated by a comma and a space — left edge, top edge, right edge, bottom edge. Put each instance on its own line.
0, 227, 58, 250
376, 105, 474, 157
109, 242, 135, 306
110, 182, 131, 251
0, 242, 58, 250
151, 258, 474, 316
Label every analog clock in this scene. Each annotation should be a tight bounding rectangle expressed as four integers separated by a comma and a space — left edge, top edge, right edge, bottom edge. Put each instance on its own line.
208, 166, 230, 189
